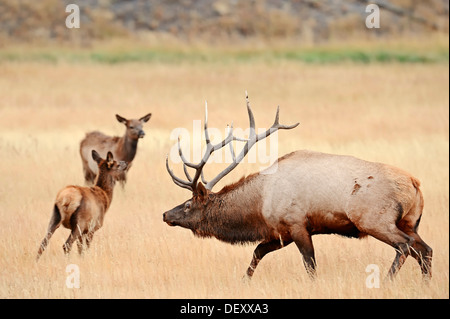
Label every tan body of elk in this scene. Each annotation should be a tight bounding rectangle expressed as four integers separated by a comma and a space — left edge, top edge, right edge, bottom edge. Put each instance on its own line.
37, 151, 127, 260
80, 113, 151, 184
164, 94, 432, 281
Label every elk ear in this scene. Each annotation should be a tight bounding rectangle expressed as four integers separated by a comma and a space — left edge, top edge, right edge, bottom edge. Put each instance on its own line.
92, 150, 102, 164
106, 151, 114, 164
195, 182, 208, 199
116, 114, 127, 125
139, 113, 152, 123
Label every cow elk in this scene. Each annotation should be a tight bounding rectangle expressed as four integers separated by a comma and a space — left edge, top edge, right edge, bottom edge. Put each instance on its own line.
37, 151, 127, 260
80, 113, 151, 185
164, 93, 432, 281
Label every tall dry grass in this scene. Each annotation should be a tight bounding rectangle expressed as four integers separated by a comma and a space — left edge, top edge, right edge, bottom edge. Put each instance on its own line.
0, 61, 448, 298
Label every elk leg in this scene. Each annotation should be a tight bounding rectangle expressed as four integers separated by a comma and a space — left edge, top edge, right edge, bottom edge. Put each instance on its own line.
36, 205, 62, 260
246, 239, 292, 279
350, 212, 415, 280
413, 241, 432, 280
85, 231, 95, 249
388, 251, 409, 280
63, 227, 82, 255
76, 235, 85, 255
291, 227, 316, 278
388, 236, 416, 280
407, 233, 432, 280
397, 220, 433, 280
365, 226, 414, 280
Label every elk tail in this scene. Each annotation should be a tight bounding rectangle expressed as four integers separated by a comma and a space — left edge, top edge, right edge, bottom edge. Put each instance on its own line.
410, 177, 424, 232
55, 187, 83, 219
398, 177, 424, 233
49, 204, 62, 230
411, 176, 421, 189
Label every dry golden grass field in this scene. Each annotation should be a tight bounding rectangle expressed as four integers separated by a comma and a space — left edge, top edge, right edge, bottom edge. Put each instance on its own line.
0, 58, 448, 299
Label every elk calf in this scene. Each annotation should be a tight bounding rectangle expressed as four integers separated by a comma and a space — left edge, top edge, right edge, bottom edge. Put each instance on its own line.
164, 94, 432, 281
80, 113, 151, 185
37, 151, 127, 260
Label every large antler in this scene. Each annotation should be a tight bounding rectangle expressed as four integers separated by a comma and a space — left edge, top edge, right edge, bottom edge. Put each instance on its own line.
166, 92, 299, 193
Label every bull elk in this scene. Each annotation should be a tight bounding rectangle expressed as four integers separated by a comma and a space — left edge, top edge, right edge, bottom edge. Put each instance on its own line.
36, 151, 127, 260
163, 93, 432, 281
80, 113, 151, 185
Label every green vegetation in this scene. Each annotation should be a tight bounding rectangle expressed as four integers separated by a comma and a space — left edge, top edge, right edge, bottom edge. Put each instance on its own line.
1, 37, 448, 65
275, 49, 449, 64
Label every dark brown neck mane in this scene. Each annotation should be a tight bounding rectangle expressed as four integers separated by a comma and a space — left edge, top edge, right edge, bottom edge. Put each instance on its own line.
194, 174, 273, 245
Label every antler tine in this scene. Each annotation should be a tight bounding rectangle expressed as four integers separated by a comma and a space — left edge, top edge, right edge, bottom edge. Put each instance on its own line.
227, 124, 236, 162
212, 121, 235, 151
183, 164, 192, 182
245, 91, 256, 131
176, 136, 193, 183
200, 171, 208, 185
255, 106, 299, 142
166, 155, 193, 191
229, 142, 236, 162
204, 100, 211, 144
272, 106, 299, 130
189, 121, 236, 190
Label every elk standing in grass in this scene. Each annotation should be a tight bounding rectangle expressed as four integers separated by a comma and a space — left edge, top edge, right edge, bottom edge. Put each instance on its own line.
80, 113, 151, 185
164, 93, 432, 281
36, 151, 127, 260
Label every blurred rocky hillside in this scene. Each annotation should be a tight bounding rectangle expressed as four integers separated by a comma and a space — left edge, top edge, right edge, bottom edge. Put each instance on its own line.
0, 0, 448, 45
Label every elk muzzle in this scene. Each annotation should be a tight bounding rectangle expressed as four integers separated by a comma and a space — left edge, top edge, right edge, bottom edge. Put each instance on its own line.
163, 212, 171, 226
163, 211, 177, 226
163, 202, 185, 227
118, 161, 128, 171
138, 130, 145, 138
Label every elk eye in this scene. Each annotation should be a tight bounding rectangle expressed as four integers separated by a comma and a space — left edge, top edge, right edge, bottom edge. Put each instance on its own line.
185, 202, 191, 210
129, 126, 134, 129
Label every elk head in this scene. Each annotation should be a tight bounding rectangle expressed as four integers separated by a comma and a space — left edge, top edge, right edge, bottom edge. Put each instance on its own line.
116, 113, 152, 139
163, 92, 299, 233
163, 182, 210, 229
92, 150, 128, 183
